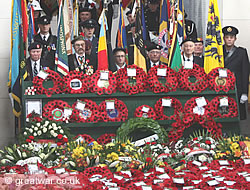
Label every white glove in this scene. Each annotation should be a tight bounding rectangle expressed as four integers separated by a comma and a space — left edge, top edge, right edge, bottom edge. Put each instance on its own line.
240, 94, 248, 104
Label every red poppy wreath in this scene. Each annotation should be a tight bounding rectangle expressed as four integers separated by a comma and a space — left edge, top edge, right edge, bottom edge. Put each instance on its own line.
43, 100, 71, 122
134, 105, 157, 120
62, 70, 90, 94
99, 98, 128, 122
178, 64, 208, 93
71, 99, 100, 123
116, 64, 147, 95
154, 97, 183, 120
33, 69, 62, 97
147, 65, 178, 93
97, 133, 116, 145
207, 67, 236, 92
90, 70, 117, 95
74, 134, 95, 144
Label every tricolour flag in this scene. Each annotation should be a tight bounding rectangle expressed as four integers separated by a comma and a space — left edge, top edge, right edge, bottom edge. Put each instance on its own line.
55, 0, 69, 76
204, 0, 224, 73
116, 2, 127, 49
176, 0, 186, 45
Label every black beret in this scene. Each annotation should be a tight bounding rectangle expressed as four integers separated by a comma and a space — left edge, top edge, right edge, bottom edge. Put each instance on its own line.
37, 15, 51, 25
28, 42, 42, 51
113, 47, 126, 55
146, 43, 162, 52
80, 19, 97, 28
180, 38, 195, 46
71, 36, 85, 44
126, 10, 132, 16
79, 7, 91, 13
222, 26, 239, 36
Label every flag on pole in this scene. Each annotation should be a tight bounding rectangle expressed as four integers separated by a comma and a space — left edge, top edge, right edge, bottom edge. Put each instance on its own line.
141, 0, 147, 40
63, 0, 73, 55
27, 2, 37, 46
116, 2, 127, 49
122, 0, 133, 9
176, 0, 186, 45
55, 0, 69, 76
73, 0, 79, 38
204, 0, 224, 73
20, 0, 28, 44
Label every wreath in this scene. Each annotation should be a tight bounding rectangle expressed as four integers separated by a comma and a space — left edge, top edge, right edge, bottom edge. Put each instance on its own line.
43, 100, 71, 122
71, 99, 100, 123
116, 118, 168, 143
82, 166, 113, 179
178, 64, 208, 93
207, 96, 238, 118
207, 67, 236, 92
154, 97, 183, 120
97, 134, 116, 145
90, 70, 117, 95
99, 98, 128, 122
33, 68, 62, 97
147, 65, 178, 93
62, 70, 89, 94
74, 134, 95, 144
134, 105, 157, 120
116, 65, 147, 95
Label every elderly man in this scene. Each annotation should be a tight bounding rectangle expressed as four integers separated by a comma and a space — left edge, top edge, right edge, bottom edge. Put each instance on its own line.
68, 36, 96, 75
222, 26, 250, 120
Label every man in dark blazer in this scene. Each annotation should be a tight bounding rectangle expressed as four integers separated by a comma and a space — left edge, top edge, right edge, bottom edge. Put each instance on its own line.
68, 36, 96, 75
33, 15, 57, 66
222, 26, 250, 120
110, 48, 127, 73
26, 42, 55, 81
194, 38, 204, 64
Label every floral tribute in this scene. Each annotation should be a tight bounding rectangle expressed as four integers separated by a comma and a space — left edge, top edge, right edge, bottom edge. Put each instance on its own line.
154, 97, 183, 120
147, 65, 178, 93
74, 134, 95, 144
184, 96, 210, 117
97, 133, 116, 145
116, 64, 147, 95
178, 64, 208, 92
207, 67, 236, 92
33, 68, 63, 97
99, 98, 128, 122
71, 99, 100, 123
90, 70, 117, 95
62, 70, 89, 94
134, 105, 157, 120
42, 100, 71, 122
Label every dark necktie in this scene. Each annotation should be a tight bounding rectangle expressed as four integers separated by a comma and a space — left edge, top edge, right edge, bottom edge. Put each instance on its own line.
43, 36, 46, 41
187, 58, 190, 61
34, 62, 38, 76
153, 63, 156, 67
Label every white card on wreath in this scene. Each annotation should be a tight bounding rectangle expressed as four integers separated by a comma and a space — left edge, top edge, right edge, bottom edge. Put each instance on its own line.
75, 101, 86, 111
218, 68, 228, 78
142, 106, 150, 113
100, 71, 109, 80
173, 178, 185, 184
219, 97, 229, 107
162, 98, 172, 107
157, 68, 167, 77
37, 70, 49, 79
127, 68, 137, 77
195, 97, 207, 107
193, 106, 205, 115
106, 101, 115, 110
184, 61, 193, 69
64, 107, 73, 117
218, 160, 230, 166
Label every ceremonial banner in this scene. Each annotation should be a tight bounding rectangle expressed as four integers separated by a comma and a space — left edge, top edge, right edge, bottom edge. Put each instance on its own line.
176, 0, 186, 45
116, 2, 127, 49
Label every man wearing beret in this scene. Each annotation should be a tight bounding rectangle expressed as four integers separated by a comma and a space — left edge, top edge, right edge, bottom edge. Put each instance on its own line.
194, 38, 204, 63
222, 26, 250, 120
68, 36, 96, 75
79, 7, 92, 23
78, 1, 97, 21
111, 48, 127, 73
33, 15, 57, 66
26, 42, 55, 81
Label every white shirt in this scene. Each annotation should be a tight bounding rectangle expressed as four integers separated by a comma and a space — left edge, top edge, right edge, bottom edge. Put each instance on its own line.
40, 33, 50, 41
150, 61, 160, 68
84, 36, 94, 42
116, 63, 126, 71
75, 53, 86, 65
183, 54, 194, 62
31, 59, 41, 76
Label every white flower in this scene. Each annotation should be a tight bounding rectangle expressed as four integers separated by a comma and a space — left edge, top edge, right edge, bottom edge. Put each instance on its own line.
198, 155, 207, 162
59, 129, 64, 134
50, 130, 55, 135
37, 130, 42, 136
31, 125, 35, 129
53, 126, 58, 130
53, 133, 58, 137
183, 148, 191, 154
52, 123, 56, 127
48, 125, 52, 129
211, 144, 216, 149
34, 132, 37, 137
44, 121, 49, 126
36, 123, 41, 127
22, 152, 27, 158
198, 136, 203, 140
210, 150, 215, 155
58, 126, 61, 129
200, 143, 206, 149
43, 128, 47, 133
34, 127, 38, 131
24, 132, 27, 135
29, 129, 33, 133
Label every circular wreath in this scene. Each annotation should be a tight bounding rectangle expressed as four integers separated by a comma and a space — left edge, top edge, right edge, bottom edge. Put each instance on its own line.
207, 96, 238, 118
71, 99, 100, 123
82, 166, 113, 179
99, 98, 128, 122
33, 68, 63, 97
207, 67, 236, 92
43, 100, 71, 122
154, 97, 183, 120
178, 64, 208, 93
134, 105, 156, 120
116, 118, 168, 143
97, 134, 116, 145
147, 65, 178, 93
90, 70, 117, 95
74, 134, 95, 144
62, 70, 89, 94
116, 65, 147, 95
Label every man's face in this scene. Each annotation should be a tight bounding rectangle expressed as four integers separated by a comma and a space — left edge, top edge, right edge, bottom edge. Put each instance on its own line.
127, 14, 135, 24
38, 24, 50, 34
182, 41, 195, 57
80, 12, 91, 22
114, 51, 126, 66
223, 35, 236, 48
83, 27, 95, 38
74, 40, 85, 55
148, 3, 159, 12
30, 49, 42, 61
148, 49, 161, 63
194, 42, 203, 55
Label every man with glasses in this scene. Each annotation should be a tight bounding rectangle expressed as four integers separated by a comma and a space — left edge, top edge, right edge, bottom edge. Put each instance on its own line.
111, 48, 127, 73
146, 43, 166, 71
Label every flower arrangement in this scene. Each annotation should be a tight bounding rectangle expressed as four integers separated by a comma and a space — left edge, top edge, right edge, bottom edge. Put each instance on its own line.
134, 105, 157, 120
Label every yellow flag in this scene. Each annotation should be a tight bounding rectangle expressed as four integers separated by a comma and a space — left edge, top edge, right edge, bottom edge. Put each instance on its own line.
204, 0, 224, 73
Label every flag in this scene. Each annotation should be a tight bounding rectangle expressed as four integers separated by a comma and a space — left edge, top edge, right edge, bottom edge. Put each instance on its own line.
55, 0, 69, 76
63, 0, 73, 55
20, 0, 28, 43
27, 2, 37, 46
98, 10, 109, 70
134, 7, 147, 72
204, 0, 224, 73
141, 0, 147, 40
168, 25, 182, 72
122, 0, 133, 9
73, 0, 79, 38
158, 0, 170, 63
176, 0, 186, 45
116, 2, 127, 49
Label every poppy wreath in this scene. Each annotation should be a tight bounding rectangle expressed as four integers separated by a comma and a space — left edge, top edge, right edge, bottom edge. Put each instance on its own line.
62, 70, 89, 94
207, 67, 236, 92
90, 70, 117, 95
147, 65, 178, 93
42, 100, 71, 122
33, 68, 63, 97
207, 96, 238, 118
74, 134, 95, 144
82, 166, 113, 179
116, 64, 147, 95
184, 96, 210, 116
97, 133, 116, 145
71, 99, 100, 123
178, 64, 208, 93
99, 98, 128, 122
134, 105, 157, 120
154, 97, 183, 120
